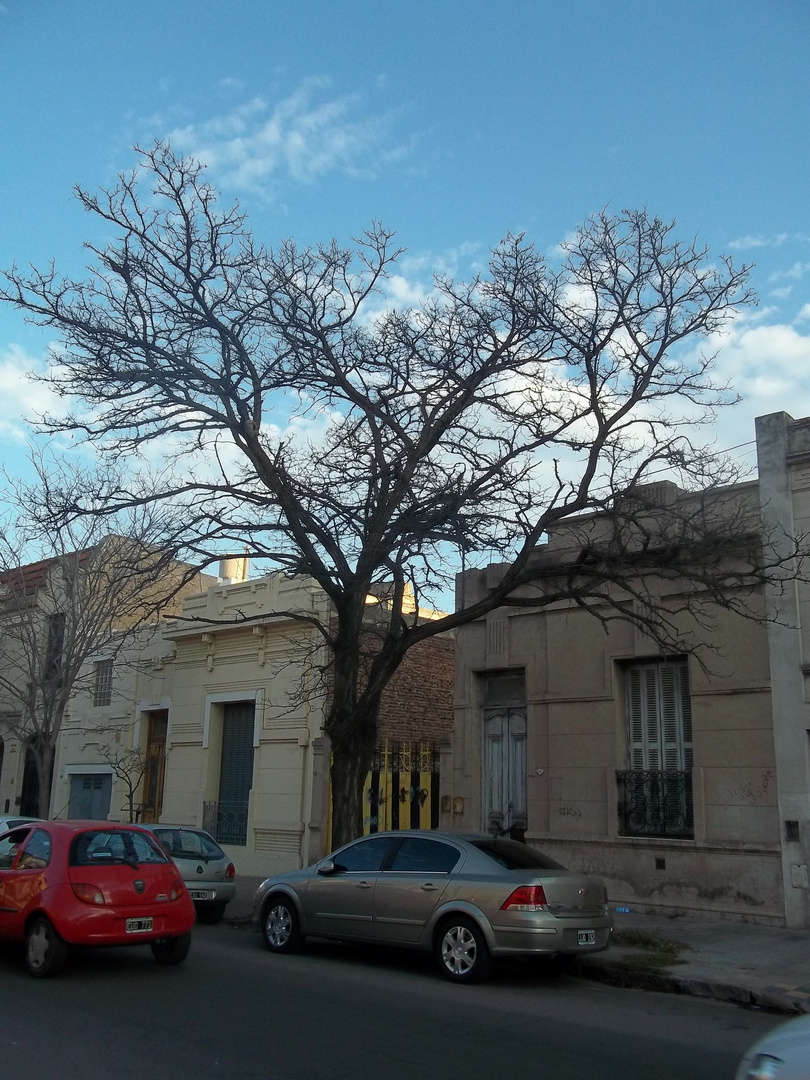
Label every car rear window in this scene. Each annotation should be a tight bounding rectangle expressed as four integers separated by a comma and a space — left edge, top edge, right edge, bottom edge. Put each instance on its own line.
471, 839, 566, 871
69, 829, 170, 867
152, 828, 224, 861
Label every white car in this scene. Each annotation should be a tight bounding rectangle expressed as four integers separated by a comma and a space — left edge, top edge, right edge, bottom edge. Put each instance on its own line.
139, 825, 236, 923
735, 1014, 810, 1080
0, 815, 44, 832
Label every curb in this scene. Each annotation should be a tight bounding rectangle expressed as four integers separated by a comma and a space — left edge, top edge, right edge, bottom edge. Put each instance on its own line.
576, 955, 809, 1016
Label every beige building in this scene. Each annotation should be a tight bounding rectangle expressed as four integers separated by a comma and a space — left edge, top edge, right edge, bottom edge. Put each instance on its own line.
44, 566, 454, 877
444, 411, 810, 928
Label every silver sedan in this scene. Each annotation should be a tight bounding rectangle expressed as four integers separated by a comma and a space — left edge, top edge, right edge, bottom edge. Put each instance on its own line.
139, 824, 236, 923
252, 830, 611, 982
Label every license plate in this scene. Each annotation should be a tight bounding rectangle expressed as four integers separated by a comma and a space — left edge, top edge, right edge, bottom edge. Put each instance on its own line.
126, 917, 153, 934
190, 890, 210, 901
578, 930, 596, 946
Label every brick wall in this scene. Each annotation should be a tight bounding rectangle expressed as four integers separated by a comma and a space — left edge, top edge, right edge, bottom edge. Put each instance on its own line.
377, 634, 454, 743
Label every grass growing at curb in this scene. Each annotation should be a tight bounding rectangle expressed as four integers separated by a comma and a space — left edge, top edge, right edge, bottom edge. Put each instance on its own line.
611, 928, 691, 971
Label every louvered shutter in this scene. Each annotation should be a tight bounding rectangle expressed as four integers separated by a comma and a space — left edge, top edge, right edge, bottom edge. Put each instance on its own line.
626, 659, 691, 772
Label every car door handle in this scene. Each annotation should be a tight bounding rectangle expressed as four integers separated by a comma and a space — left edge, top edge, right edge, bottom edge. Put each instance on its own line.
355, 881, 373, 889
421, 883, 439, 891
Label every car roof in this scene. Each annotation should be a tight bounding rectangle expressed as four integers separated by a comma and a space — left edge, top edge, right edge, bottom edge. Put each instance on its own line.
138, 823, 208, 832
6, 820, 155, 833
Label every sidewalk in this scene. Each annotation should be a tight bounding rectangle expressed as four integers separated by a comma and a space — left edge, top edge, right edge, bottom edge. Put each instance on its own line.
578, 908, 810, 1015
228, 874, 810, 1014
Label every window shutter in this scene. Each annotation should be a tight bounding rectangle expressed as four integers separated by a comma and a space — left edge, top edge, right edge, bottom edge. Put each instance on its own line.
625, 658, 691, 772
628, 667, 646, 769
643, 665, 660, 769
659, 663, 681, 769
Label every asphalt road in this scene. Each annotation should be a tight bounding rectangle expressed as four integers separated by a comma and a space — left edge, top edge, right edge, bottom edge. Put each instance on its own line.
0, 922, 786, 1080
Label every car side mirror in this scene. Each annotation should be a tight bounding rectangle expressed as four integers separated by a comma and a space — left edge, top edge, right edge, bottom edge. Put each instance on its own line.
317, 859, 337, 875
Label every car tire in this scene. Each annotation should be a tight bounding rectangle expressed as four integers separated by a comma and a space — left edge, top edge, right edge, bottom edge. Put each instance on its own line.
26, 917, 68, 979
195, 902, 227, 925
151, 932, 192, 966
262, 894, 303, 953
436, 915, 490, 984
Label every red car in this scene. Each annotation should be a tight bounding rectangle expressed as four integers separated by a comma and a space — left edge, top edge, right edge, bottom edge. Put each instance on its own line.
0, 820, 196, 977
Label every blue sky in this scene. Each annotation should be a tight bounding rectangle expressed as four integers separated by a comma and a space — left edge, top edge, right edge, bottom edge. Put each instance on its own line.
1, 0, 809, 481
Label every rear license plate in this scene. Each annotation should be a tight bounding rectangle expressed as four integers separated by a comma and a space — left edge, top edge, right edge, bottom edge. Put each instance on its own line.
577, 930, 596, 946
190, 891, 210, 901
126, 917, 153, 934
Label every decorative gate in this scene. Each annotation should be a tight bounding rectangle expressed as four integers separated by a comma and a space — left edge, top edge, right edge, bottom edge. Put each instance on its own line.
326, 740, 440, 847
363, 740, 440, 834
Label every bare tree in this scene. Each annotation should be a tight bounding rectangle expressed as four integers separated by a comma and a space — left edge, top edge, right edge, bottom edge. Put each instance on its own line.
2, 143, 762, 844
0, 454, 200, 817
99, 740, 148, 823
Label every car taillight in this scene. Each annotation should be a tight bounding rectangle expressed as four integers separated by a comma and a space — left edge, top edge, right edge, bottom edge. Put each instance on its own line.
225, 862, 235, 880
500, 885, 549, 911
169, 875, 185, 901
72, 883, 106, 906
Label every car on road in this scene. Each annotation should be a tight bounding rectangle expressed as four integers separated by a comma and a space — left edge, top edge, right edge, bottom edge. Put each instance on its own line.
252, 829, 611, 983
0, 814, 44, 835
0, 819, 196, 977
735, 1013, 810, 1080
139, 824, 236, 923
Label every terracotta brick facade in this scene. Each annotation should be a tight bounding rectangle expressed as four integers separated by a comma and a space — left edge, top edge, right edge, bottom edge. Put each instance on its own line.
377, 634, 454, 743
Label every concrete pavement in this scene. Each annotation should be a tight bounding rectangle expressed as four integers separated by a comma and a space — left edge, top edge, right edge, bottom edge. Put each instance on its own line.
227, 873, 810, 1014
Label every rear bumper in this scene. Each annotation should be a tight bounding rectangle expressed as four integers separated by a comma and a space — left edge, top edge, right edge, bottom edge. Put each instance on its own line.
186, 882, 236, 906
488, 921, 612, 956
49, 893, 196, 946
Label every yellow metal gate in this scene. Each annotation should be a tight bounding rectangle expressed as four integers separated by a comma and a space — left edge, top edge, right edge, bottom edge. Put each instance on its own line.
327, 741, 441, 847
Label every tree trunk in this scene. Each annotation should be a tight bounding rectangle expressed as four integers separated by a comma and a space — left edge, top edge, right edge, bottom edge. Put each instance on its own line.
35, 742, 55, 819
329, 735, 378, 850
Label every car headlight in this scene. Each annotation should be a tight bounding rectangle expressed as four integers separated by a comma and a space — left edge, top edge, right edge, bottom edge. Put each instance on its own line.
746, 1054, 783, 1080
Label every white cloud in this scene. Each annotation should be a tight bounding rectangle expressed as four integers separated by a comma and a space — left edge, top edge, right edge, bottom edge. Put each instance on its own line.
769, 261, 810, 283
702, 319, 810, 457
0, 344, 65, 442
728, 233, 790, 250
168, 78, 409, 193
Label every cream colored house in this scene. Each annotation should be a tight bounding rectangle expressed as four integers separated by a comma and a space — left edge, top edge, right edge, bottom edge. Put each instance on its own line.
444, 411, 810, 929
46, 566, 453, 877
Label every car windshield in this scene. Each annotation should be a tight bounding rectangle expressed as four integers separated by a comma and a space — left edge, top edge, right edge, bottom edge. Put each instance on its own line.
69, 829, 169, 868
152, 828, 224, 861
470, 838, 566, 871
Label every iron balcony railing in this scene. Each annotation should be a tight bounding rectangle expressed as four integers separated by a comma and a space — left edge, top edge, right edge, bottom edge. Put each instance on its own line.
202, 799, 249, 846
616, 769, 694, 839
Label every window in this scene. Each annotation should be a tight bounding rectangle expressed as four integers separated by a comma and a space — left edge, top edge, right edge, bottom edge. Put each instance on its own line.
332, 835, 393, 872
471, 838, 565, 871
17, 828, 52, 870
388, 837, 460, 874
617, 659, 694, 838
45, 613, 65, 681
93, 659, 113, 707
69, 829, 169, 867
153, 828, 225, 861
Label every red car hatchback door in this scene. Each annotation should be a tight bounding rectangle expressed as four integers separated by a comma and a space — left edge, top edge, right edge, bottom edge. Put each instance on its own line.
67, 828, 182, 907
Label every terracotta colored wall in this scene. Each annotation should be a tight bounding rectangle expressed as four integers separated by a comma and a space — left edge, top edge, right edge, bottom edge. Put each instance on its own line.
378, 635, 454, 743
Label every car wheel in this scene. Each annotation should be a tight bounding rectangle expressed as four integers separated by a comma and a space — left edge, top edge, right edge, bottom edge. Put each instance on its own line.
151, 932, 192, 966
262, 894, 303, 953
195, 902, 227, 925
436, 916, 490, 983
26, 917, 68, 979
